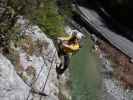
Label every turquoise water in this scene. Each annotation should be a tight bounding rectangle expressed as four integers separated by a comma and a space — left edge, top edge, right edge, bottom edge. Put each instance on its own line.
70, 37, 102, 100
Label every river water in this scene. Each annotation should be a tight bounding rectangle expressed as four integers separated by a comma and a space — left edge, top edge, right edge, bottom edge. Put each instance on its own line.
70, 35, 102, 100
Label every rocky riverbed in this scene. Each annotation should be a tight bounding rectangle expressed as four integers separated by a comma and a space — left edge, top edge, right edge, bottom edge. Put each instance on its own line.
92, 34, 133, 100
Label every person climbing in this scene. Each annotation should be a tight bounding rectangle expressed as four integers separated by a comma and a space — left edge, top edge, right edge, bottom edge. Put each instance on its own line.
55, 31, 82, 75
57, 32, 80, 55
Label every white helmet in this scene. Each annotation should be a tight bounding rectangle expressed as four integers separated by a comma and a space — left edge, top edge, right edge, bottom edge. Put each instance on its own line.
72, 30, 84, 39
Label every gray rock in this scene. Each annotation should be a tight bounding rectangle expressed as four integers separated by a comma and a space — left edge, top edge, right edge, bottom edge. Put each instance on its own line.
16, 17, 61, 100
0, 54, 30, 100
0, 16, 71, 100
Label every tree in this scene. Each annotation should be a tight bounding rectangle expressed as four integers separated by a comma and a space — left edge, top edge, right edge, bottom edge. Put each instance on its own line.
0, 0, 65, 49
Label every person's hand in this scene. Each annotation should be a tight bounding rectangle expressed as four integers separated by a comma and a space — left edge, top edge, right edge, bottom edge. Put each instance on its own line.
63, 43, 70, 48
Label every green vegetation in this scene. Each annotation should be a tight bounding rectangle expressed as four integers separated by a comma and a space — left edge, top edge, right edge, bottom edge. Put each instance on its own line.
0, 0, 69, 50
7, 0, 74, 38
30, 0, 65, 37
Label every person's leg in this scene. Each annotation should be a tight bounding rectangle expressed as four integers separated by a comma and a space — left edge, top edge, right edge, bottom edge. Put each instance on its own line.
56, 54, 70, 75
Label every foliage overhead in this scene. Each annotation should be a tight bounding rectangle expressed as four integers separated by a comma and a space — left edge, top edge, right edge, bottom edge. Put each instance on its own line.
0, 0, 69, 50
8, 0, 65, 37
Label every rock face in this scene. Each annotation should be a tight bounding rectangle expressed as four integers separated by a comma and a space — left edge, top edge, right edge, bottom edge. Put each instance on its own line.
0, 54, 30, 100
0, 16, 71, 100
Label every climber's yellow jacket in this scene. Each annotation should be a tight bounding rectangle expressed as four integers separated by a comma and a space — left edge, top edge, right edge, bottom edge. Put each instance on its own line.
58, 36, 80, 54
62, 43, 80, 54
